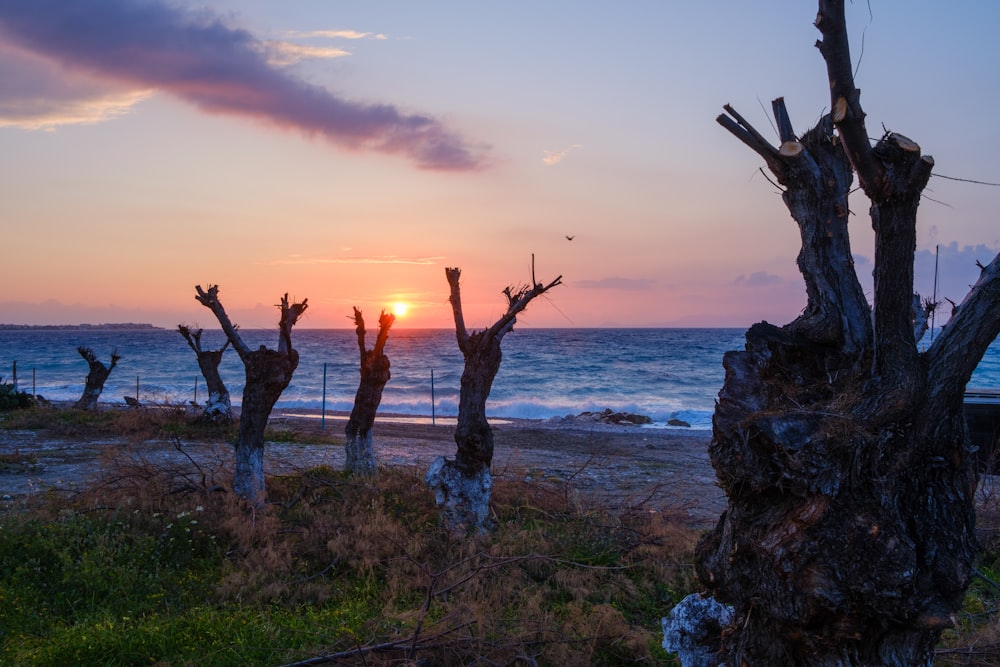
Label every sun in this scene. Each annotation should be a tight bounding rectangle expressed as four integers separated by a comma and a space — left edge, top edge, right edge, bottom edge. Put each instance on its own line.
392, 302, 408, 317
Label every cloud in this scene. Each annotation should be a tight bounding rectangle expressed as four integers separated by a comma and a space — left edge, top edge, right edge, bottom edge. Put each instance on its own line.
0, 44, 153, 129
265, 255, 444, 266
283, 29, 388, 41
264, 41, 351, 66
575, 277, 654, 291
542, 143, 582, 166
733, 271, 783, 287
0, 1, 487, 170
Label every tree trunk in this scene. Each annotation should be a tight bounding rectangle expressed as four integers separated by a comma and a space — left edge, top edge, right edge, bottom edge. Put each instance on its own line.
194, 285, 307, 505
178, 325, 233, 423
74, 346, 120, 410
427, 260, 561, 534
344, 308, 394, 476
680, 4, 1000, 664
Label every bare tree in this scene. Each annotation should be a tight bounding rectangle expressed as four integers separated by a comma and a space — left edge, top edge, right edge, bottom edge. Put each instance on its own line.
673, 2, 1000, 664
194, 284, 308, 505
344, 307, 395, 476
427, 257, 562, 534
74, 346, 120, 410
178, 325, 233, 423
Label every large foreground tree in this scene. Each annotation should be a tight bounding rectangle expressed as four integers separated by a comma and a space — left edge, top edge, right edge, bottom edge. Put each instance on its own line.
426, 257, 561, 534
195, 284, 308, 505
344, 307, 395, 476
177, 324, 233, 423
676, 3, 1000, 665
74, 346, 120, 410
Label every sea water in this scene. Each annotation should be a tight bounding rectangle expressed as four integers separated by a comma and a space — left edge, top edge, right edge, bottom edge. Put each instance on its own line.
1, 328, 998, 431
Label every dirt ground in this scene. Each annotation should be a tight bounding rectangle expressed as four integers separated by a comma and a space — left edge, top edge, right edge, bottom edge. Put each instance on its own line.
0, 410, 726, 528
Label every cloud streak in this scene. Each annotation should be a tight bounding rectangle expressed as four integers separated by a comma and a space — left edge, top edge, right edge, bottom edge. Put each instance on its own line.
543, 143, 582, 166
733, 271, 783, 287
0, 0, 487, 170
265, 255, 444, 266
575, 277, 654, 291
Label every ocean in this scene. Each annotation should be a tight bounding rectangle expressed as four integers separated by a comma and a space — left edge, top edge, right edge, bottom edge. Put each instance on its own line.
2, 327, 998, 431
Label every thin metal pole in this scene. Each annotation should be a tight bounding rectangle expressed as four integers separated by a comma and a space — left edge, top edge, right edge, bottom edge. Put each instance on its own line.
431, 369, 436, 426
930, 244, 940, 342
193, 376, 198, 405
321, 362, 327, 432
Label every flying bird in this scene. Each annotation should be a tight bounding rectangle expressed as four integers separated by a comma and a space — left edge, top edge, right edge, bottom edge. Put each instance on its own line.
565, 235, 575, 241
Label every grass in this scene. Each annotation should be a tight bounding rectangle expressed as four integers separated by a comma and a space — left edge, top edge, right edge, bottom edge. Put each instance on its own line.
0, 406, 696, 665
3, 406, 1000, 665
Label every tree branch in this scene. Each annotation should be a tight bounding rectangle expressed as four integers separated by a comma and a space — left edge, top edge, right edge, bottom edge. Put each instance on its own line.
277, 293, 308, 354
445, 267, 470, 352
195, 284, 251, 360
351, 307, 367, 363
374, 310, 395, 357
717, 105, 784, 176
815, 0, 885, 195
488, 255, 562, 339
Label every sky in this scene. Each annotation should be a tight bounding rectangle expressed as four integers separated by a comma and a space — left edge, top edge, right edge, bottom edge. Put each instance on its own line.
1, 1, 998, 330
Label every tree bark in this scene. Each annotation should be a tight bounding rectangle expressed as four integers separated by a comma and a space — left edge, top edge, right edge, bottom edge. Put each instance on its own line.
178, 325, 233, 423
344, 308, 395, 476
426, 258, 561, 534
685, 3, 1000, 664
194, 285, 307, 505
74, 346, 120, 410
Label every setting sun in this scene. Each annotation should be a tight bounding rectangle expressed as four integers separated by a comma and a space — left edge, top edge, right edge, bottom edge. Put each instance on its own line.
392, 302, 408, 317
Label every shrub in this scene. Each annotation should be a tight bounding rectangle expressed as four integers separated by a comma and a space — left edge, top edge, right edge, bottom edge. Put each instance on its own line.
0, 378, 34, 411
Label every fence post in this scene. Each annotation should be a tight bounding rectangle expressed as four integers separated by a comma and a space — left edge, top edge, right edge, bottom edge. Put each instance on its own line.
431, 369, 436, 426
321, 362, 327, 432
193, 376, 198, 405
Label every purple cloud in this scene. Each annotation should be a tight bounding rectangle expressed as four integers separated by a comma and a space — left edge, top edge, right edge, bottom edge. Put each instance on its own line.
0, 0, 488, 170
733, 271, 782, 287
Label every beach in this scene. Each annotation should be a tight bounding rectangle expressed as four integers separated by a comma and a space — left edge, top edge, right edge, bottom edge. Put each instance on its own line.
0, 408, 725, 528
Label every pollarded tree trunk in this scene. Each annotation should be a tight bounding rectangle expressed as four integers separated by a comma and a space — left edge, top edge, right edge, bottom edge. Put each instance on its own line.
74, 346, 120, 410
344, 307, 395, 476
194, 284, 307, 505
426, 257, 561, 535
679, 3, 1000, 665
177, 325, 233, 423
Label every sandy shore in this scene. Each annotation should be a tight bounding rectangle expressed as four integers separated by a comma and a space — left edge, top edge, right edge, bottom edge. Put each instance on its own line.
1, 408, 726, 528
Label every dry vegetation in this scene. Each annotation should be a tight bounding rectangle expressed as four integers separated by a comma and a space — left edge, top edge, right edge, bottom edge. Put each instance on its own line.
2, 406, 999, 665
0, 406, 698, 665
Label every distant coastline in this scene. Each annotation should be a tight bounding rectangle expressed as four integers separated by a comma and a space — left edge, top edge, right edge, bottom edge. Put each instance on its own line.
0, 323, 162, 331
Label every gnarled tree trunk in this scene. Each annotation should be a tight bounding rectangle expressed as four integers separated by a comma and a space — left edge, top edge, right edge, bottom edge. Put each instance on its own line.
675, 3, 1000, 665
344, 307, 395, 476
178, 325, 233, 423
426, 257, 561, 535
195, 284, 307, 505
74, 346, 120, 410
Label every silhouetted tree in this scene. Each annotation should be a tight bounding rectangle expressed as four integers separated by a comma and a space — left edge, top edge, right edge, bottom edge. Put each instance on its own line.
427, 257, 562, 534
671, 2, 1000, 664
74, 346, 120, 410
194, 284, 308, 505
178, 324, 233, 423
344, 307, 395, 476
